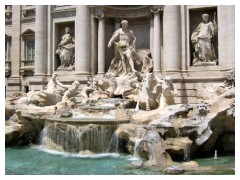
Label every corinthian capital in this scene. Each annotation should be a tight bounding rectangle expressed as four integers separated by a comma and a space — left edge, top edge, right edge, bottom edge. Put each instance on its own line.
151, 6, 164, 15
95, 14, 104, 21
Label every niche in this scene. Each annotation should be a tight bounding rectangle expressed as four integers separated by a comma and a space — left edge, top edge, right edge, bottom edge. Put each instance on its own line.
189, 7, 218, 66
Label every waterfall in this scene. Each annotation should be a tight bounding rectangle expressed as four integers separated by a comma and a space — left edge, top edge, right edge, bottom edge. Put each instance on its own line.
175, 128, 181, 137
133, 139, 142, 158
183, 144, 191, 162
107, 133, 119, 152
41, 122, 117, 154
213, 150, 218, 160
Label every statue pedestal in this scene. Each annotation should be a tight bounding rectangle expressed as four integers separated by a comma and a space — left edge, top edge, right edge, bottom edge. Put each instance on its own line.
57, 65, 75, 71
193, 61, 217, 66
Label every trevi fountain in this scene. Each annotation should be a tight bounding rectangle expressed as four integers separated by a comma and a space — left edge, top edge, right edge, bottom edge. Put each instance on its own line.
5, 5, 235, 175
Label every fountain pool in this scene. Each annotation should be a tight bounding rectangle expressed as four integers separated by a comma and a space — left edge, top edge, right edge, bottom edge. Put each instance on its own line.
5, 146, 235, 175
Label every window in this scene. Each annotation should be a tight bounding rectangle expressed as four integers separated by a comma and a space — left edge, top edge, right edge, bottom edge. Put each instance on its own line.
26, 40, 35, 60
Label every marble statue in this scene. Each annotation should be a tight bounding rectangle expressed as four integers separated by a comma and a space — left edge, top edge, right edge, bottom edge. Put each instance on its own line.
56, 27, 75, 70
107, 20, 137, 76
135, 74, 177, 111
105, 20, 153, 78
39, 73, 68, 96
88, 20, 153, 100
62, 80, 80, 102
191, 13, 217, 65
159, 76, 178, 109
135, 73, 162, 111
30, 73, 68, 106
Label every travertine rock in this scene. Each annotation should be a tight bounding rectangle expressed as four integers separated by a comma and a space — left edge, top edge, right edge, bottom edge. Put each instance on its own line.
5, 111, 44, 146
164, 165, 184, 174
141, 129, 173, 166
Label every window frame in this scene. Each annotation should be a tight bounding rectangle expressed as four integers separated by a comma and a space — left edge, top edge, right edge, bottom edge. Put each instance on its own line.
25, 39, 35, 61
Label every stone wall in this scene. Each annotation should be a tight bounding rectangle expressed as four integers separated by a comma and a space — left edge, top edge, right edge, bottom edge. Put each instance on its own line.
5, 5, 235, 103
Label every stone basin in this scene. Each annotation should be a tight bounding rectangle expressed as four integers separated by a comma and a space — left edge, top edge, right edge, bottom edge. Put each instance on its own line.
46, 116, 130, 125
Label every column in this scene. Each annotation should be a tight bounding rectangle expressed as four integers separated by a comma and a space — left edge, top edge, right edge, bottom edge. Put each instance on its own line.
218, 5, 235, 68
97, 15, 105, 74
47, 5, 53, 76
90, 10, 98, 74
150, 15, 154, 56
35, 5, 48, 76
163, 5, 181, 72
152, 7, 162, 73
180, 5, 187, 73
75, 5, 90, 74
11, 5, 21, 78
7, 6, 21, 96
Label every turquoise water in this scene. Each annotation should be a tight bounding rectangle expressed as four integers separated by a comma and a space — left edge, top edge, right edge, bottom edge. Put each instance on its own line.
5, 146, 235, 175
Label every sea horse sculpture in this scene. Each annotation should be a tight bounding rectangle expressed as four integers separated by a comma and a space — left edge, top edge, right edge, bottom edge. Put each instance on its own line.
135, 73, 162, 111
135, 74, 178, 111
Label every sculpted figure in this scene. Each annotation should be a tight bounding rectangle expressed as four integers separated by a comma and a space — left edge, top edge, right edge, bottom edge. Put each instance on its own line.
92, 20, 152, 99
40, 73, 68, 96
135, 74, 178, 111
62, 81, 80, 102
106, 20, 153, 78
108, 20, 137, 76
159, 76, 178, 109
191, 13, 217, 65
31, 73, 68, 106
135, 73, 162, 111
56, 27, 75, 70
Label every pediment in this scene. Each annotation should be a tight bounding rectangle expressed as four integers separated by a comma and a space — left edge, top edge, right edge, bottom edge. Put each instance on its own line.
21, 28, 35, 35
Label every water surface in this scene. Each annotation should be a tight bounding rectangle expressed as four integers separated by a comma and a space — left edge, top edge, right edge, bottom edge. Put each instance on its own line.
5, 146, 234, 175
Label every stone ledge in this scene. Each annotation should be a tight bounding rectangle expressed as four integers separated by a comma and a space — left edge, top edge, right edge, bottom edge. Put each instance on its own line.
7, 77, 21, 85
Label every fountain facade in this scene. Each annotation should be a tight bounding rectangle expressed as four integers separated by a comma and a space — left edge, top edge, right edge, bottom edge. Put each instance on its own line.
5, 5, 235, 174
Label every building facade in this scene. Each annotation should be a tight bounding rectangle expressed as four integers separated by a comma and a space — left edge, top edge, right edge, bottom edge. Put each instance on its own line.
5, 5, 235, 103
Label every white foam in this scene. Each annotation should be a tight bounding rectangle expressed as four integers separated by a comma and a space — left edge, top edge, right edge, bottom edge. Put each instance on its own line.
127, 156, 141, 161
35, 146, 122, 159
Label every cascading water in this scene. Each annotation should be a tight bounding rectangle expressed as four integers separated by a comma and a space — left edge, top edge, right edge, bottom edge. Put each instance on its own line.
133, 139, 142, 158
183, 144, 191, 162
213, 150, 218, 160
41, 121, 119, 154
107, 133, 119, 152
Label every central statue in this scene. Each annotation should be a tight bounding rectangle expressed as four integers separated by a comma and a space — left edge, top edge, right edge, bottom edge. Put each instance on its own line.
105, 20, 153, 78
107, 20, 137, 76
89, 20, 158, 105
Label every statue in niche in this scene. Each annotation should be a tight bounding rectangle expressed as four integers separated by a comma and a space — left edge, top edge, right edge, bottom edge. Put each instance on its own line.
56, 27, 75, 70
88, 20, 153, 101
106, 20, 153, 78
107, 20, 137, 76
191, 13, 218, 66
